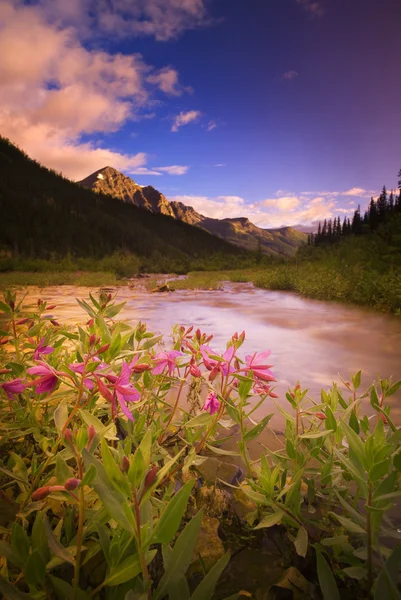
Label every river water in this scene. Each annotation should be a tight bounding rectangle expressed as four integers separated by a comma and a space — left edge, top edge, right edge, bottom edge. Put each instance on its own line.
23, 282, 401, 428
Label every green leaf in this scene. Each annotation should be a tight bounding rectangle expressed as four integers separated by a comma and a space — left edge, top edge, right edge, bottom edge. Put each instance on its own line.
151, 480, 194, 545
55, 454, 72, 484
185, 412, 214, 429
349, 410, 360, 434
128, 448, 145, 489
189, 552, 230, 600
369, 458, 391, 483
329, 512, 366, 534
0, 540, 25, 570
316, 548, 340, 600
294, 527, 308, 558
205, 444, 241, 457
0, 575, 34, 599
254, 510, 284, 529
49, 575, 89, 600
142, 334, 163, 350
300, 430, 334, 440
243, 414, 273, 442
342, 567, 367, 580
24, 549, 47, 586
101, 438, 132, 498
155, 510, 204, 600
0, 300, 11, 313
352, 371, 362, 390
11, 523, 30, 563
44, 517, 75, 566
82, 449, 135, 533
238, 379, 253, 402
325, 406, 337, 433
105, 550, 156, 586
374, 546, 401, 600
386, 380, 401, 398
54, 399, 69, 431
79, 409, 117, 440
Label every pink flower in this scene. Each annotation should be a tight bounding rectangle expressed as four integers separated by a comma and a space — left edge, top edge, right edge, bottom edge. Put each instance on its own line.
27, 364, 59, 395
203, 391, 220, 415
98, 362, 140, 421
33, 338, 54, 361
69, 358, 107, 390
200, 345, 235, 378
243, 350, 275, 382
1, 378, 26, 400
152, 350, 182, 375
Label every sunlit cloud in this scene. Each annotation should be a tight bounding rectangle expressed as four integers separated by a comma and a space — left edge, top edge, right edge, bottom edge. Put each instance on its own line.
0, 0, 193, 179
156, 165, 189, 175
207, 120, 217, 131
171, 110, 202, 132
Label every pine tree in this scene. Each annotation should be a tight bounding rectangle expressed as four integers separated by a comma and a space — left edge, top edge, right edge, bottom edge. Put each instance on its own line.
377, 186, 388, 222
351, 205, 362, 235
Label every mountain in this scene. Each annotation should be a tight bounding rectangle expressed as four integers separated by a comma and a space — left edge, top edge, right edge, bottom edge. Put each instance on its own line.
79, 168, 307, 256
78, 167, 175, 217
0, 136, 246, 271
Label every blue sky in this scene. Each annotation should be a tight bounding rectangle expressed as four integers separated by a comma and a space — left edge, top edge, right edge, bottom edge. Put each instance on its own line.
1, 0, 400, 227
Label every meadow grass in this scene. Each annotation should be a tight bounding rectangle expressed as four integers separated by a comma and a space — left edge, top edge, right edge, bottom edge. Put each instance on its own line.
0, 271, 117, 288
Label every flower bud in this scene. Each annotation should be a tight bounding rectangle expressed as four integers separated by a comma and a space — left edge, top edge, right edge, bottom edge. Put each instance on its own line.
132, 363, 149, 373
0, 368, 12, 374
122, 456, 130, 473
179, 325, 185, 334
239, 331, 246, 343
0, 338, 9, 345
186, 326, 193, 335
196, 328, 201, 340
16, 318, 29, 325
37, 299, 44, 307
269, 391, 279, 399
9, 300, 15, 311
64, 429, 74, 446
189, 364, 201, 377
107, 293, 112, 302
89, 334, 97, 346
87, 425, 96, 447
32, 486, 51, 501
50, 320, 60, 327
64, 478, 81, 491
209, 366, 219, 382
144, 466, 158, 490
97, 344, 110, 355
87, 318, 94, 327
47, 305, 57, 310
316, 412, 327, 420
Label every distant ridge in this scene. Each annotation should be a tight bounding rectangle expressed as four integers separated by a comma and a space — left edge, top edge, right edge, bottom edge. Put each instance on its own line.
79, 168, 307, 256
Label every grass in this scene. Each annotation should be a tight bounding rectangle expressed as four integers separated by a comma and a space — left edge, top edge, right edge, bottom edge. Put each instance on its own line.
0, 271, 117, 288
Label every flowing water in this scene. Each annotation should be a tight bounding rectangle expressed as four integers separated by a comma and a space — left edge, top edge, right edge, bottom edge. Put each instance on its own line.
23, 281, 401, 429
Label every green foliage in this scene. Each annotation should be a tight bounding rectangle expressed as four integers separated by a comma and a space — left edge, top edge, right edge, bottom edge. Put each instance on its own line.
0, 290, 400, 599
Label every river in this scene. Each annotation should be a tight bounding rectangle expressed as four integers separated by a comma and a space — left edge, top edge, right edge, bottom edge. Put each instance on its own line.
22, 281, 401, 429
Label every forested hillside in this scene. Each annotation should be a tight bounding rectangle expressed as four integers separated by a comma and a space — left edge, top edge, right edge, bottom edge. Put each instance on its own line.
0, 137, 247, 272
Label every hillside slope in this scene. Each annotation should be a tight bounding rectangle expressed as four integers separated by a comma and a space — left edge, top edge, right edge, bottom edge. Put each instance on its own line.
79, 168, 307, 256
0, 137, 244, 269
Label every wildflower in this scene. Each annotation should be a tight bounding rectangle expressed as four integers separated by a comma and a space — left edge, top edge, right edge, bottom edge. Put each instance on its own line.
189, 362, 202, 377
33, 337, 54, 360
203, 391, 220, 415
27, 363, 58, 395
152, 350, 182, 375
200, 345, 235, 378
243, 350, 275, 382
98, 362, 140, 421
1, 378, 26, 400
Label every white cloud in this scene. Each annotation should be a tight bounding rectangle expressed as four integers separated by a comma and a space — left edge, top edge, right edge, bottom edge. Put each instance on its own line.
171, 110, 201, 132
282, 70, 299, 81
344, 187, 372, 197
263, 196, 301, 211
168, 188, 366, 229
214, 163, 226, 167
156, 165, 189, 175
0, 0, 192, 179
207, 120, 217, 131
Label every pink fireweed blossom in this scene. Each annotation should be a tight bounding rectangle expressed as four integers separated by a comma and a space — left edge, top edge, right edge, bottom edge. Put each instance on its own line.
203, 391, 220, 415
243, 350, 275, 382
200, 345, 235, 379
69, 358, 108, 390
33, 338, 54, 361
98, 362, 140, 421
152, 350, 182, 376
1, 378, 26, 400
27, 363, 59, 395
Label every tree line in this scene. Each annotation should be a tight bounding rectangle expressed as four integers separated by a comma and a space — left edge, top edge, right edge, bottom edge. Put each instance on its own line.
309, 170, 401, 246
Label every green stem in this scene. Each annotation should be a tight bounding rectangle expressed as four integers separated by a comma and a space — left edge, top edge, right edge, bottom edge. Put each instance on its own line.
72, 459, 85, 599
367, 482, 373, 594
11, 313, 21, 362
133, 488, 152, 599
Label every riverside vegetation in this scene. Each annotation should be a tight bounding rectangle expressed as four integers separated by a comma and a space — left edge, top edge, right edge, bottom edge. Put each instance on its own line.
0, 290, 401, 599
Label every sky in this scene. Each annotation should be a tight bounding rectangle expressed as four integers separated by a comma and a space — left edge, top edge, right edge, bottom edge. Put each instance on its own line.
0, 0, 400, 228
